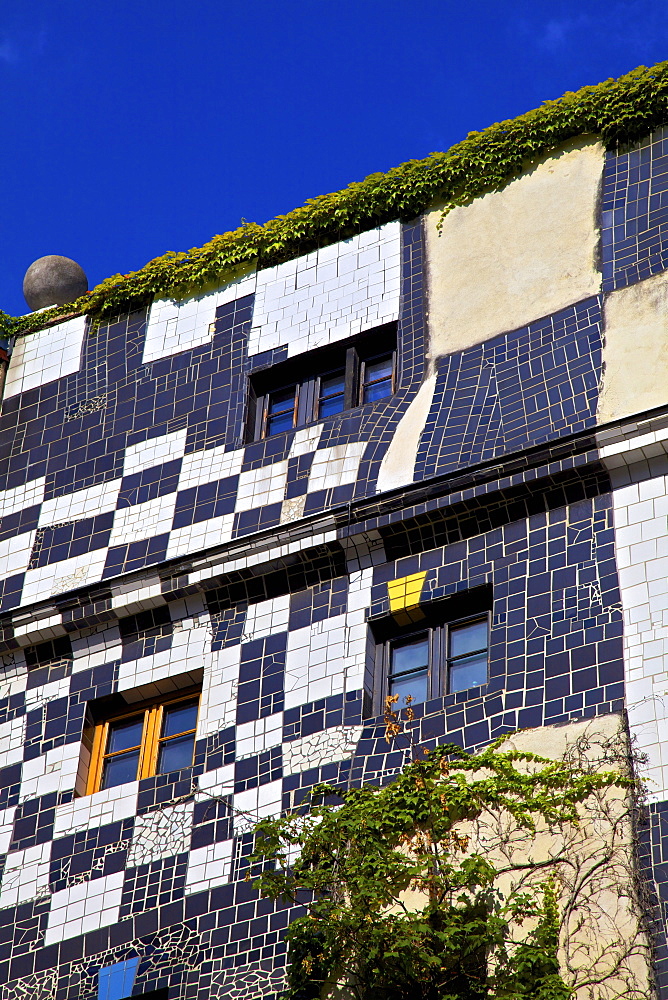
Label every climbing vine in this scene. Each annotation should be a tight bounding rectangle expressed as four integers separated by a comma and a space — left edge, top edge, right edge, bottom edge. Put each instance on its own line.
250, 712, 648, 1000
5, 60, 668, 339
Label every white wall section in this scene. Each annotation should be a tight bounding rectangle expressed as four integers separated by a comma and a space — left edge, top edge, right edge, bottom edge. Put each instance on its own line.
249, 221, 401, 358
4, 315, 87, 398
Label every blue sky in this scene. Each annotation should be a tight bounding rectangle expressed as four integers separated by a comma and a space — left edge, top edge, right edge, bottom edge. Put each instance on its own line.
1, 0, 667, 316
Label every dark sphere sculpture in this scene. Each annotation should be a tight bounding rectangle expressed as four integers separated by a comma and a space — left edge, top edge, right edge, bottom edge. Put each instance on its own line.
23, 255, 88, 311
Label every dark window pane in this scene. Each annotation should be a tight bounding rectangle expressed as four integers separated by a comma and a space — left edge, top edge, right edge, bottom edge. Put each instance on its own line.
267, 411, 295, 435
450, 620, 487, 659
319, 369, 346, 417
363, 378, 392, 403
162, 701, 198, 738
157, 733, 196, 774
107, 716, 144, 754
389, 670, 428, 705
101, 749, 141, 789
449, 652, 488, 693
391, 635, 429, 675
319, 393, 345, 417
266, 385, 297, 436
365, 356, 393, 383
320, 371, 345, 397
268, 386, 296, 413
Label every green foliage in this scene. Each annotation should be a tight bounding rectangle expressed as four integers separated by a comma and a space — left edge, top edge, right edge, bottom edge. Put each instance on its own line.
250, 740, 630, 1000
6, 60, 668, 339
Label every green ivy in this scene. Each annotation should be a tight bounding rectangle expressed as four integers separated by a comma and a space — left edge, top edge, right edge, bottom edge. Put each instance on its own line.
250, 738, 630, 1000
6, 60, 668, 340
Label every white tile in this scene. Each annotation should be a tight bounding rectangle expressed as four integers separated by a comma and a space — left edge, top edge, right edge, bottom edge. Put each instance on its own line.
249, 222, 400, 358
4, 316, 87, 398
0, 842, 51, 907
123, 429, 189, 477
0, 806, 17, 855
21, 548, 110, 606
185, 839, 233, 894
108, 492, 177, 547
0, 530, 36, 579
117, 626, 212, 693
71, 624, 122, 672
236, 713, 283, 758
38, 478, 122, 527
53, 781, 140, 837
166, 513, 236, 560
198, 645, 242, 736
127, 802, 194, 867
19, 742, 81, 801
143, 271, 256, 364
282, 725, 363, 776
235, 461, 288, 512
0, 477, 46, 518
308, 442, 367, 493
45, 871, 125, 945
243, 595, 290, 642
233, 779, 283, 833
198, 764, 235, 797
178, 445, 245, 491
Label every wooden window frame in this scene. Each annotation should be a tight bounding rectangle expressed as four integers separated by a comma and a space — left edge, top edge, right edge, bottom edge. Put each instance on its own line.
371, 613, 490, 715
359, 350, 396, 405
248, 323, 398, 442
86, 687, 200, 796
262, 382, 300, 438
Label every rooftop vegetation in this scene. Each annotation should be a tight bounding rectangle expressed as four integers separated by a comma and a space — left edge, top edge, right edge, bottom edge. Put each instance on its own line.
4, 60, 668, 339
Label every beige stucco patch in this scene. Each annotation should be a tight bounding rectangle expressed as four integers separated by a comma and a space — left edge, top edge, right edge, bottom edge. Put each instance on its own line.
425, 138, 604, 361
598, 268, 668, 423
376, 374, 436, 492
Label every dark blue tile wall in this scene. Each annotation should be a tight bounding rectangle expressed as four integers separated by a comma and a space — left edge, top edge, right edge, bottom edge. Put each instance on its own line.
602, 124, 668, 291
415, 296, 603, 482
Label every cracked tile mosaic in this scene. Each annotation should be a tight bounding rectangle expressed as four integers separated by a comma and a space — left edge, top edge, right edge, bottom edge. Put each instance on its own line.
602, 125, 668, 291
1, 150, 668, 998
0, 223, 424, 610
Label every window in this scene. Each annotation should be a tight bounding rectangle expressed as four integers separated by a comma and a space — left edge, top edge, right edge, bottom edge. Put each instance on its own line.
318, 367, 346, 418
371, 590, 490, 714
98, 958, 139, 1000
361, 353, 395, 404
86, 689, 200, 795
248, 323, 397, 440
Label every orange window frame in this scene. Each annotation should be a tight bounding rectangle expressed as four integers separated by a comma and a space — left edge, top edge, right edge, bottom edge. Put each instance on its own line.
86, 688, 200, 796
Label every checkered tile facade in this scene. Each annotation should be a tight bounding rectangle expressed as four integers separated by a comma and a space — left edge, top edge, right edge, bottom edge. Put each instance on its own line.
1, 131, 668, 997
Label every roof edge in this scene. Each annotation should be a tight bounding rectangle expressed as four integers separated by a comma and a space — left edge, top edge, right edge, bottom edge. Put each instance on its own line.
5, 60, 668, 339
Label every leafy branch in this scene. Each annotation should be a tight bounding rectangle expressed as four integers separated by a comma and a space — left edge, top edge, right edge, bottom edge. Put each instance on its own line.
250, 713, 645, 1000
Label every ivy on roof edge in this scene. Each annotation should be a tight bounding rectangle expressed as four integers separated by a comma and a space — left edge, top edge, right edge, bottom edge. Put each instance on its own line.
5, 60, 668, 339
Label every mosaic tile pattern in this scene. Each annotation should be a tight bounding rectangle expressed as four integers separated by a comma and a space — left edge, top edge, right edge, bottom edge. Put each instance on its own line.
0, 222, 424, 612
3, 131, 668, 997
415, 296, 603, 481
0, 440, 635, 996
602, 125, 668, 291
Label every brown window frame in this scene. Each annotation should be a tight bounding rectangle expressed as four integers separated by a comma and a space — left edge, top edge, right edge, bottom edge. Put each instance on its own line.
86, 687, 200, 796
374, 614, 490, 712
247, 323, 398, 442
367, 586, 493, 716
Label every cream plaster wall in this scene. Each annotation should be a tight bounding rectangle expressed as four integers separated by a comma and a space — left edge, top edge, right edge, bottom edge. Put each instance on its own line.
376, 374, 437, 492
424, 138, 604, 361
598, 268, 668, 424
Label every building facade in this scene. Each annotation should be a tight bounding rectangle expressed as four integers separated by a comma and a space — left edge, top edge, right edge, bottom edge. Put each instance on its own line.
2, 89, 668, 999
